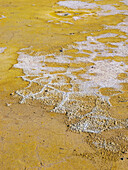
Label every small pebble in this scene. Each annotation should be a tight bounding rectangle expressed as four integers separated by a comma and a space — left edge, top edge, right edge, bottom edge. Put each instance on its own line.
64, 13, 69, 16
59, 148, 64, 150
26, 24, 32, 27
10, 92, 14, 96
6, 103, 11, 107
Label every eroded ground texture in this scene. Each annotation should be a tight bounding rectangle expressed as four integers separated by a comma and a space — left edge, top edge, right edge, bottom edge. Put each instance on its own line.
0, 0, 128, 169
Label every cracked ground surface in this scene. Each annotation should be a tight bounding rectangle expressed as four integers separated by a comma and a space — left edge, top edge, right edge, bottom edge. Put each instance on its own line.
0, 0, 128, 169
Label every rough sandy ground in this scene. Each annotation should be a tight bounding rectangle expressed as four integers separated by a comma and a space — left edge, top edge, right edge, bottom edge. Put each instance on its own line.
0, 0, 128, 169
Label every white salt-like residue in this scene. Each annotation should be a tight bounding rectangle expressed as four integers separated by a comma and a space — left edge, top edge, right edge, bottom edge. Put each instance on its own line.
57, 1, 127, 18
73, 16, 81, 20
74, 33, 128, 57
14, 52, 45, 75
59, 20, 73, 24
0, 47, 7, 53
105, 21, 128, 34
80, 60, 128, 88
12, 0, 128, 135
57, 1, 98, 9
0, 15, 6, 19
121, 0, 128, 5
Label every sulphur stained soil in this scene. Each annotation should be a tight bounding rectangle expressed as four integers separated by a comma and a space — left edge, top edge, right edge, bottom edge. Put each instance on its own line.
0, 0, 128, 169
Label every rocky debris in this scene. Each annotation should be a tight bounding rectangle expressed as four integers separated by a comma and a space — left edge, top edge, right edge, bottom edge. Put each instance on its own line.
70, 114, 124, 133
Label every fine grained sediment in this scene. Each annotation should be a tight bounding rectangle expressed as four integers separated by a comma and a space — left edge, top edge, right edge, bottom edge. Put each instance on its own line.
13, 0, 128, 154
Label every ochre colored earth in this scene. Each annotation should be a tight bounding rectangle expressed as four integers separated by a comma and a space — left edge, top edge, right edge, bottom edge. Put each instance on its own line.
0, 0, 128, 169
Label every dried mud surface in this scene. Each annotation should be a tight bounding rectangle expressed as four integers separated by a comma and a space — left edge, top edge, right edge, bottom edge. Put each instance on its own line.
0, 0, 128, 169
